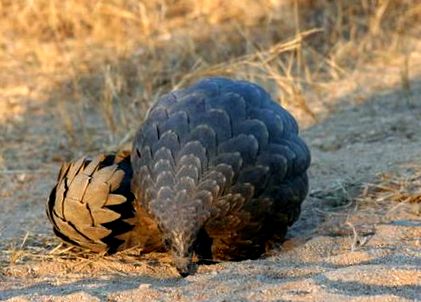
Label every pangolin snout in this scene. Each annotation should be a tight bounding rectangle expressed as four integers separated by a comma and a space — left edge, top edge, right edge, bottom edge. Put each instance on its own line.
173, 255, 196, 277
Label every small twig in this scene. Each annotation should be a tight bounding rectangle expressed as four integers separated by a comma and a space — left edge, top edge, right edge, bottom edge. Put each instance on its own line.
19, 232, 30, 249
385, 199, 409, 218
314, 207, 349, 216
48, 242, 66, 255
347, 221, 360, 252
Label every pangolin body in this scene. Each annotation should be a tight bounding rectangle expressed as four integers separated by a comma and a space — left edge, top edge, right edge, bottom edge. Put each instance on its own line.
47, 77, 311, 277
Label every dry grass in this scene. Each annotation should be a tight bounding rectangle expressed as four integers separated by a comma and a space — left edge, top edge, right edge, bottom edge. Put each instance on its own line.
1, 2, 421, 293
1, 0, 420, 150
1, 232, 175, 278
361, 166, 421, 213
312, 164, 421, 243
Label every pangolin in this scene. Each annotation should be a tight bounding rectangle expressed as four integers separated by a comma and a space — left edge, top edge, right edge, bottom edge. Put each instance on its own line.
47, 77, 311, 276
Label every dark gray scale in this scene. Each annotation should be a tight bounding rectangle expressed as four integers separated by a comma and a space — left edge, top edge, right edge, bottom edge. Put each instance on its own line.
159, 111, 189, 140
204, 93, 247, 130
131, 77, 311, 276
276, 137, 311, 174
152, 130, 179, 155
183, 125, 217, 156
168, 92, 207, 116
248, 107, 285, 140
189, 109, 232, 142
234, 119, 270, 148
217, 134, 259, 165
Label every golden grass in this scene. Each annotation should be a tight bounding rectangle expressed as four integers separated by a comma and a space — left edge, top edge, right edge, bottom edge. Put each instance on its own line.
362, 166, 421, 209
1, 0, 420, 148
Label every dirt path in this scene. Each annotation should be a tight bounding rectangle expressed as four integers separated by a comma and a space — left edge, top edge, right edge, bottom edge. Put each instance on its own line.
0, 53, 420, 301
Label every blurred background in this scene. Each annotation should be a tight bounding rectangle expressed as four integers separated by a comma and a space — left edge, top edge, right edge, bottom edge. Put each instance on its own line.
1, 0, 419, 159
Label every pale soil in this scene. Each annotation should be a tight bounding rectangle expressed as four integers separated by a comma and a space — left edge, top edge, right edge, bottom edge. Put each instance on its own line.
0, 49, 420, 301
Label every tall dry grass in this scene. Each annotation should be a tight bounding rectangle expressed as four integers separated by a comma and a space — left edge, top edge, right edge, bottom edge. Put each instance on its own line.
1, 0, 420, 150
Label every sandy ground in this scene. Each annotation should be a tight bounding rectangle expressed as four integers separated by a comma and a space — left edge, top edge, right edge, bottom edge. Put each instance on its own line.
0, 50, 420, 301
